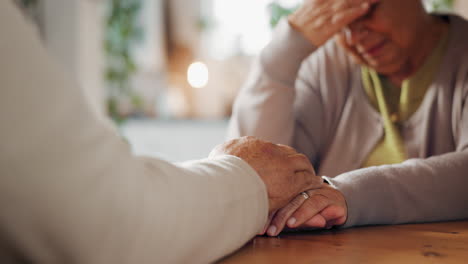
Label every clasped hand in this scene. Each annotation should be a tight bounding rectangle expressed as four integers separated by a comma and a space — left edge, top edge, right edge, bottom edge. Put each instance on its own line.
288, 0, 380, 46
210, 137, 347, 236
264, 183, 348, 236
209, 136, 324, 214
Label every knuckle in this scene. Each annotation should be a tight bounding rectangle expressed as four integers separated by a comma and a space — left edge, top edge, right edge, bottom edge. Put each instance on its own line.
297, 153, 308, 161
283, 144, 297, 153
293, 154, 310, 164
290, 197, 303, 207
262, 141, 275, 150
332, 2, 343, 11
314, 175, 324, 185
244, 136, 255, 141
335, 206, 346, 218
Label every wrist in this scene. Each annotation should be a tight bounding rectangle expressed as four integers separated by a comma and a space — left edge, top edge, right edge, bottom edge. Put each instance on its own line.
288, 10, 328, 47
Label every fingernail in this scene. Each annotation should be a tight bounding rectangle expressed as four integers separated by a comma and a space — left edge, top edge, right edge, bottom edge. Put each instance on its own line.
267, 225, 277, 236
287, 217, 297, 227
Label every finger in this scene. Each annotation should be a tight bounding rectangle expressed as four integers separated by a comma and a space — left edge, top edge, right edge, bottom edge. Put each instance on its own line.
324, 218, 341, 229
302, 214, 327, 228
348, 0, 381, 6
331, 2, 371, 26
321, 205, 347, 226
267, 192, 309, 236
331, 0, 351, 12
260, 210, 277, 235
296, 2, 321, 23
289, 193, 329, 228
324, 0, 374, 26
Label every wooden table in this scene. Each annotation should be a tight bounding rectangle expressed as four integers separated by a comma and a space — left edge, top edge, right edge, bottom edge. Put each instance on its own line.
219, 221, 468, 264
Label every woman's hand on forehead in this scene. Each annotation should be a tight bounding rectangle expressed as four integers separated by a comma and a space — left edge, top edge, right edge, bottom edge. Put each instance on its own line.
288, 0, 380, 47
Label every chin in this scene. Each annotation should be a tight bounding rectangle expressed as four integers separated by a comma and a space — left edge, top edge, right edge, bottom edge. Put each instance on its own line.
367, 59, 411, 78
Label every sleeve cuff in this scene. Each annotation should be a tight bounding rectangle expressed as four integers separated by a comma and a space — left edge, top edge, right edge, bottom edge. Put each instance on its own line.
209, 155, 269, 228
323, 175, 360, 228
324, 167, 395, 229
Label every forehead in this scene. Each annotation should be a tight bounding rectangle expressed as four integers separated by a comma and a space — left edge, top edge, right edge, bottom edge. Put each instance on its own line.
372, 0, 425, 14
360, 0, 425, 23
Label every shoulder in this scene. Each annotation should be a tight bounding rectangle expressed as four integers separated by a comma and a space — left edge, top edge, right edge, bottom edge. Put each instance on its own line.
446, 16, 468, 94
445, 15, 468, 68
429, 15, 468, 100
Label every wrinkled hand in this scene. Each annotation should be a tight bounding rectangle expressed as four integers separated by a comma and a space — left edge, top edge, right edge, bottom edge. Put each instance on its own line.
288, 0, 379, 47
265, 184, 347, 236
209, 136, 324, 214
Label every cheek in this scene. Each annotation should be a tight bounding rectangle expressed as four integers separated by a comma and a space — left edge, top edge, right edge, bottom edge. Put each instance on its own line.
371, 45, 410, 73
384, 43, 408, 63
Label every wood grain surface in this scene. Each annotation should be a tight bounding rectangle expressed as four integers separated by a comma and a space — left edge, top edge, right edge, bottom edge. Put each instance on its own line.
219, 221, 468, 264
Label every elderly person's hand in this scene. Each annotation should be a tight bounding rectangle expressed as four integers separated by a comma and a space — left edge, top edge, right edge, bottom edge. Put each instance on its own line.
209, 136, 324, 215
265, 184, 347, 236
288, 0, 380, 47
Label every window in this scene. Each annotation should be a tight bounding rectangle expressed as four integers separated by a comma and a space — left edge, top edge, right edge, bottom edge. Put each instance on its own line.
206, 0, 300, 59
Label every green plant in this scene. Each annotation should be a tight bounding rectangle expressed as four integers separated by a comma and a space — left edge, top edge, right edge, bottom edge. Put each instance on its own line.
268, 0, 455, 29
426, 0, 455, 12
268, 2, 298, 28
104, 0, 144, 124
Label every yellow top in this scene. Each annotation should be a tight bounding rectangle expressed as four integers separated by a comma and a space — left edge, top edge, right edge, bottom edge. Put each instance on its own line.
361, 32, 449, 167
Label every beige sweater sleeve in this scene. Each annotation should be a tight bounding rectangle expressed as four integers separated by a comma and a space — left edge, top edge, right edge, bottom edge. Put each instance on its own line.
326, 53, 468, 228
0, 2, 267, 263
327, 150, 468, 228
229, 16, 468, 229
326, 73, 468, 227
227, 20, 317, 146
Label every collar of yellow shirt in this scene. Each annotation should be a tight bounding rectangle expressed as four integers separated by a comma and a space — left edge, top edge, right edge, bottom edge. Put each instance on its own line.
360, 30, 449, 167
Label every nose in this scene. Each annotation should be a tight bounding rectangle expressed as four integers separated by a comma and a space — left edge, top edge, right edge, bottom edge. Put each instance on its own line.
345, 21, 369, 45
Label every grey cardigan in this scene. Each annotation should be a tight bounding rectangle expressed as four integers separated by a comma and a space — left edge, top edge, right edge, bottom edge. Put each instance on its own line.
228, 16, 468, 227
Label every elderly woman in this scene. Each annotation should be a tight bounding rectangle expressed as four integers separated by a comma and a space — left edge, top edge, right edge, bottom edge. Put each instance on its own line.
229, 0, 468, 236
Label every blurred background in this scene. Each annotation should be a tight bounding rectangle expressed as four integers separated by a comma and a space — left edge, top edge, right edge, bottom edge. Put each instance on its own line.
15, 0, 468, 161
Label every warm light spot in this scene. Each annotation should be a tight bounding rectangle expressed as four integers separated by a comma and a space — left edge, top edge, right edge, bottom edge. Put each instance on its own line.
187, 62, 209, 89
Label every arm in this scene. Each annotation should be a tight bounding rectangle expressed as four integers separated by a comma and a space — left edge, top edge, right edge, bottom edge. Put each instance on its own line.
227, 19, 317, 145
331, 70, 468, 227
333, 153, 468, 227
332, 129, 468, 227
268, 81, 468, 233
228, 0, 376, 156
267, 151, 468, 235
0, 2, 267, 263
0, 2, 323, 263
227, 19, 342, 165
